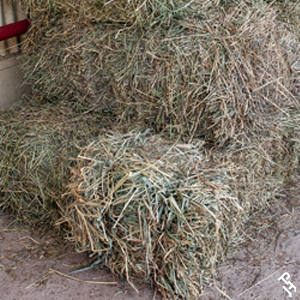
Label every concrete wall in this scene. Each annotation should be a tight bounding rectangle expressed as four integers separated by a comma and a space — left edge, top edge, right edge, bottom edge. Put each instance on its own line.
0, 0, 30, 110
0, 55, 30, 110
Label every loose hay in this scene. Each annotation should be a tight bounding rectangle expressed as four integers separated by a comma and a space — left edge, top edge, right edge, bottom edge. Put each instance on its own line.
61, 123, 300, 300
20, 0, 300, 144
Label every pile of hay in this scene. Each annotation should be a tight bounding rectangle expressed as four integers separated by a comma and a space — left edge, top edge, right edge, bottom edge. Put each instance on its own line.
61, 120, 299, 299
5, 0, 299, 298
20, 0, 300, 144
0, 100, 112, 228
1, 100, 298, 298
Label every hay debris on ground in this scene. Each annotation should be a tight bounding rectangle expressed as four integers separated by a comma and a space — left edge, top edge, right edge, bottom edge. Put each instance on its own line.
20, 0, 300, 144
61, 119, 299, 300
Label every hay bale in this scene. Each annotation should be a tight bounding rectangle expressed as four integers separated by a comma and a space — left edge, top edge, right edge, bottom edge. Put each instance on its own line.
20, 0, 300, 144
61, 121, 299, 300
268, 0, 300, 38
0, 100, 109, 228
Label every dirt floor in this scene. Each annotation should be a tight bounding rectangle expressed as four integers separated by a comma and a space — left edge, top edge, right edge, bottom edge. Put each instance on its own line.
0, 213, 160, 300
0, 179, 299, 300
202, 180, 300, 300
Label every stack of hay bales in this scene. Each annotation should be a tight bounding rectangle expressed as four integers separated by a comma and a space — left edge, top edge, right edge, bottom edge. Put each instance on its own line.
21, 0, 300, 144
0, 0, 298, 299
0, 104, 298, 299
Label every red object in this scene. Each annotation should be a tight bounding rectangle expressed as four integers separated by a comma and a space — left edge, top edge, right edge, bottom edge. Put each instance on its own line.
0, 19, 31, 42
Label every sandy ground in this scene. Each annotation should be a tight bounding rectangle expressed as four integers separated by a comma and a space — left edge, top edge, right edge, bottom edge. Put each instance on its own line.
0, 213, 160, 300
0, 180, 299, 300
201, 181, 300, 300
